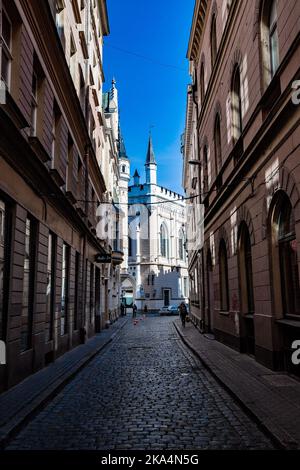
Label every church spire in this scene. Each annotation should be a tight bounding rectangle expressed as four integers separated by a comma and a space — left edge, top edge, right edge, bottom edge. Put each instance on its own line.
145, 135, 157, 185
145, 135, 157, 166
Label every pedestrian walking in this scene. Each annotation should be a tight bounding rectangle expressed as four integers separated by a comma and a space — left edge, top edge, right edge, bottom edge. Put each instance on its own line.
121, 304, 125, 316
132, 303, 137, 319
179, 302, 188, 328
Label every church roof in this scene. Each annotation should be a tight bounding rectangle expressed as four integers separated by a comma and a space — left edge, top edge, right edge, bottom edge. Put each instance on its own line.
118, 126, 127, 159
145, 135, 156, 165
133, 169, 140, 177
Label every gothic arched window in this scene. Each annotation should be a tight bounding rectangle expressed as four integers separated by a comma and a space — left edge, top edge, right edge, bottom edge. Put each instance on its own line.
160, 224, 169, 258
178, 229, 185, 261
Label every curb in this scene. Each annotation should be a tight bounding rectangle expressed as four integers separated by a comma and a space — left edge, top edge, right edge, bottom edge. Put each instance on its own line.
173, 320, 289, 451
0, 317, 129, 448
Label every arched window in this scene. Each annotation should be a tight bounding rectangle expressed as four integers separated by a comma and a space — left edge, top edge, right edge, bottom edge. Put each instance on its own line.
200, 62, 205, 105
160, 224, 169, 258
238, 223, 254, 314
270, 192, 300, 317
211, 15, 217, 68
214, 114, 222, 174
178, 229, 185, 261
203, 145, 209, 192
261, 0, 280, 87
232, 65, 242, 141
219, 239, 229, 311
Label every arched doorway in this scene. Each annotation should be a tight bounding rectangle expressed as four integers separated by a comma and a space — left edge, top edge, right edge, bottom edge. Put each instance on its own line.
269, 190, 300, 374
121, 276, 135, 310
206, 249, 214, 332
238, 222, 255, 355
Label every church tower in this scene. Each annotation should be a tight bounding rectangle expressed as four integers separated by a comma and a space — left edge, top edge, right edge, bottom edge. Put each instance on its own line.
118, 126, 130, 272
145, 135, 157, 185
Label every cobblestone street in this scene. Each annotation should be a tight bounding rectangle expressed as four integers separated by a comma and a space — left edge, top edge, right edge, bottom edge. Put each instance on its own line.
7, 317, 274, 450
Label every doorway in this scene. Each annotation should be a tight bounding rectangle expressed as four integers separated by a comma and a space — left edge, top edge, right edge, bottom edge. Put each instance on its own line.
238, 223, 255, 355
163, 289, 171, 307
206, 250, 214, 332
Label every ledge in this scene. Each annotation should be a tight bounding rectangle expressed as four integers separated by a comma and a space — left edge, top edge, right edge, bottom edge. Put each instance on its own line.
276, 319, 300, 329
0, 90, 29, 129
28, 136, 51, 163
111, 250, 124, 266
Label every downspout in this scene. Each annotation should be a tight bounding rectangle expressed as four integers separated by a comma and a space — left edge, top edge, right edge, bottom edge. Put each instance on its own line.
80, 144, 90, 343
191, 74, 206, 333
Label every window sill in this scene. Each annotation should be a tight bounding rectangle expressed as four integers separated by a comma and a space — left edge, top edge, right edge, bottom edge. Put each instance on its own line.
0, 89, 29, 129
219, 310, 230, 316
245, 313, 254, 319
28, 136, 51, 163
276, 319, 300, 328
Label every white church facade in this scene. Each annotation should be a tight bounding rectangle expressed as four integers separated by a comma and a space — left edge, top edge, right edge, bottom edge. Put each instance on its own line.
119, 136, 189, 312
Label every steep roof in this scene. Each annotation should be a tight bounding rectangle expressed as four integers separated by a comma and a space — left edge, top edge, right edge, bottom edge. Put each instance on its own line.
118, 126, 127, 159
145, 135, 156, 165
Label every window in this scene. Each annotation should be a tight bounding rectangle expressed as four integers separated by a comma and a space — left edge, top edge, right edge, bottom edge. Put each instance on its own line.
210, 15, 217, 68
55, 0, 65, 49
271, 193, 300, 317
231, 65, 242, 141
60, 243, 70, 336
200, 62, 205, 105
178, 229, 185, 261
269, 0, 279, 78
74, 252, 80, 331
45, 233, 56, 342
30, 72, 38, 136
51, 102, 61, 162
261, 0, 280, 87
21, 217, 37, 352
238, 223, 254, 315
128, 234, 133, 257
1, 8, 12, 89
70, 34, 76, 83
214, 114, 222, 174
79, 65, 85, 114
219, 239, 229, 311
0, 198, 10, 341
160, 224, 169, 258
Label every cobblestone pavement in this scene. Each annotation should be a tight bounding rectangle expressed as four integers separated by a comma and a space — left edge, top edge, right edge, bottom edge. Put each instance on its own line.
7, 316, 274, 450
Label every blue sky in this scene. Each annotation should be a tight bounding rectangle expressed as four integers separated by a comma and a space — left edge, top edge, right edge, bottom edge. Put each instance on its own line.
103, 0, 194, 194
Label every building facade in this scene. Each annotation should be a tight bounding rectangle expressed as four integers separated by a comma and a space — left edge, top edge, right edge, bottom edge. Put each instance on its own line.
183, 0, 300, 375
121, 136, 189, 311
0, 0, 123, 391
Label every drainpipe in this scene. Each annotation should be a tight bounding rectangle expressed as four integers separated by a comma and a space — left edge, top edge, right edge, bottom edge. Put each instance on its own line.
80, 144, 90, 343
191, 74, 206, 333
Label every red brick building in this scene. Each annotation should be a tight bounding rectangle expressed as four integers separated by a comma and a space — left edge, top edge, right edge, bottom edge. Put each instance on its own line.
0, 0, 122, 391
183, 0, 300, 375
